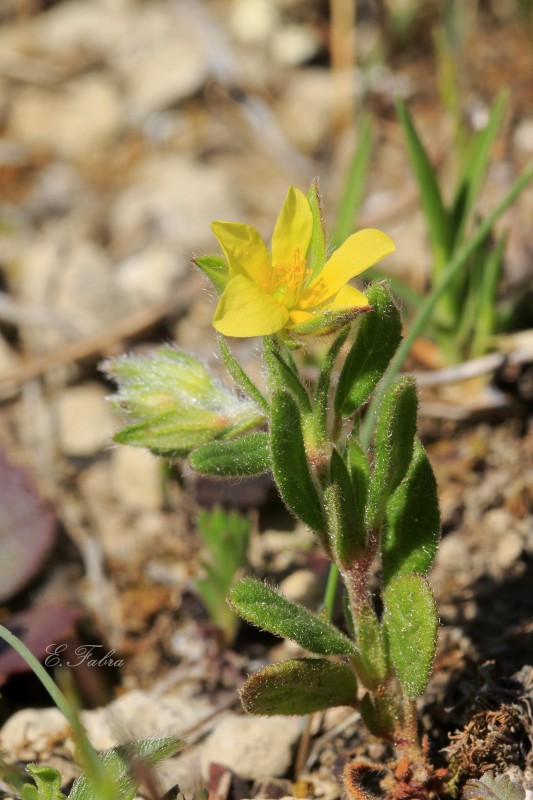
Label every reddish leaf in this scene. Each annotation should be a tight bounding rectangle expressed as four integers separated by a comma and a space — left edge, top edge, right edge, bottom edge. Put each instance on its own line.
0, 450, 56, 602
0, 601, 80, 684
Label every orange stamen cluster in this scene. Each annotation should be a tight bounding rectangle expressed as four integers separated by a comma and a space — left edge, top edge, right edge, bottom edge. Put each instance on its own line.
272, 248, 312, 305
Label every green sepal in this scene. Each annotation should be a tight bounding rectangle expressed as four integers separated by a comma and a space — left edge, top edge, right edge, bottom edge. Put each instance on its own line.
352, 603, 388, 690
193, 255, 229, 295
382, 440, 441, 586
264, 338, 311, 414
189, 432, 271, 477
383, 573, 438, 699
335, 283, 402, 416
290, 305, 372, 338
228, 578, 357, 656
69, 736, 185, 800
270, 389, 326, 536
113, 410, 226, 456
240, 658, 357, 715
306, 178, 327, 283
366, 376, 418, 530
22, 765, 66, 800
218, 336, 269, 414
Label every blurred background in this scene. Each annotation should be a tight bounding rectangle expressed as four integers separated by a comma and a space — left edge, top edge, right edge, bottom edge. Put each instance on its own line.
0, 0, 532, 790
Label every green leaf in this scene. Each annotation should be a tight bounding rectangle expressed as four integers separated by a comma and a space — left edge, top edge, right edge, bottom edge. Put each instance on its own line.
69, 737, 185, 800
22, 765, 66, 800
332, 112, 374, 247
452, 92, 507, 245
396, 98, 452, 267
189, 432, 271, 477
346, 435, 370, 509
383, 573, 438, 699
326, 449, 366, 566
114, 411, 226, 456
241, 658, 357, 715
382, 440, 441, 586
470, 232, 506, 358
270, 390, 326, 536
264, 338, 312, 414
218, 336, 269, 414
367, 376, 418, 529
335, 283, 402, 416
314, 328, 350, 445
193, 255, 229, 294
353, 603, 388, 690
229, 577, 357, 655
463, 771, 526, 800
196, 508, 250, 586
306, 178, 327, 282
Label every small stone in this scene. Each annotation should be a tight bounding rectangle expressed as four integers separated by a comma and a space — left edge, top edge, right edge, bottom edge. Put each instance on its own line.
278, 69, 334, 154
109, 155, 240, 254
0, 707, 68, 760
123, 35, 209, 117
229, 0, 279, 43
200, 713, 301, 780
8, 76, 123, 159
115, 244, 187, 306
513, 119, 533, 153
36, 0, 126, 59
110, 446, 164, 511
279, 569, 322, 609
270, 24, 320, 66
55, 383, 114, 457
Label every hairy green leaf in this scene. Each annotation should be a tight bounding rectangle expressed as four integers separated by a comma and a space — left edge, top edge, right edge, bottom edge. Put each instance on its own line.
241, 658, 357, 715
306, 178, 327, 282
218, 337, 269, 413
382, 440, 441, 585
69, 737, 184, 800
270, 390, 326, 535
383, 573, 438, 699
353, 603, 388, 690
189, 432, 271, 477
22, 765, 66, 800
264, 338, 311, 413
326, 449, 366, 566
367, 376, 418, 529
229, 577, 356, 655
335, 283, 402, 416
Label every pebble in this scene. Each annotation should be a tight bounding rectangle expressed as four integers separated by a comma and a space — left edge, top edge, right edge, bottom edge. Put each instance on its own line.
278, 70, 334, 154
110, 446, 164, 510
200, 713, 302, 780
109, 155, 241, 254
279, 569, 323, 609
513, 118, 533, 153
8, 76, 123, 160
114, 244, 187, 306
55, 383, 114, 457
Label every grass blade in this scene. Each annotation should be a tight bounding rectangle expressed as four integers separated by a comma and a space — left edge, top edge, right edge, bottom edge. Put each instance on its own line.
332, 113, 374, 247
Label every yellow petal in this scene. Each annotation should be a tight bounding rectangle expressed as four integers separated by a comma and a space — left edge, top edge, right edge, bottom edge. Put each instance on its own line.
213, 274, 290, 337
271, 186, 313, 269
299, 229, 395, 307
289, 308, 313, 325
211, 221, 272, 286
326, 284, 369, 310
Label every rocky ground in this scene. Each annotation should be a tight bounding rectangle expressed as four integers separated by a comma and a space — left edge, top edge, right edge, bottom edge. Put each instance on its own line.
0, 1, 532, 799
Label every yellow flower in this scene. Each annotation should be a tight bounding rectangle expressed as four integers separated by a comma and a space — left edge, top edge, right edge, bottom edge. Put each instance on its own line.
211, 186, 395, 338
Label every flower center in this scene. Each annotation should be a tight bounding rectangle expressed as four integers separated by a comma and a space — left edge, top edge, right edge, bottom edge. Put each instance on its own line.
271, 248, 312, 306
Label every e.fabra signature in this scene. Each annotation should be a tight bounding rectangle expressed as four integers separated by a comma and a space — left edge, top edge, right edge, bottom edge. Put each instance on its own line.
45, 644, 125, 668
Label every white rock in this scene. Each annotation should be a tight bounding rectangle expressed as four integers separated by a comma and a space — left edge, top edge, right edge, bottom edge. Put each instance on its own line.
36, 0, 126, 58
279, 569, 322, 609
270, 24, 320, 66
8, 76, 123, 159
513, 118, 533, 153
110, 446, 164, 511
229, 0, 279, 43
122, 35, 209, 117
109, 155, 240, 253
55, 383, 114, 457
278, 69, 333, 154
0, 707, 69, 760
115, 244, 187, 305
200, 713, 301, 780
